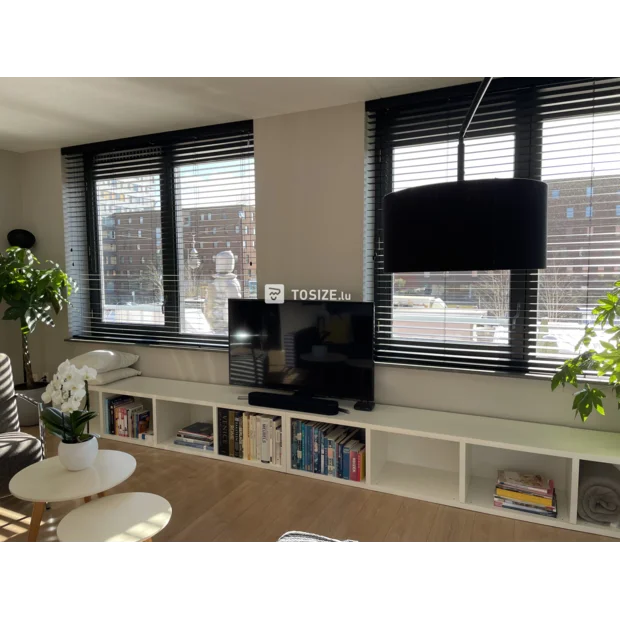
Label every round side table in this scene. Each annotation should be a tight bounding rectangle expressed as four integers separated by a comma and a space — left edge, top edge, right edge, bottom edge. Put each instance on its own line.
9, 450, 136, 541
57, 492, 172, 542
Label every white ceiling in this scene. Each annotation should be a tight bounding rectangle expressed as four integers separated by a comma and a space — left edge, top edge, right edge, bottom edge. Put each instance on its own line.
0, 77, 480, 153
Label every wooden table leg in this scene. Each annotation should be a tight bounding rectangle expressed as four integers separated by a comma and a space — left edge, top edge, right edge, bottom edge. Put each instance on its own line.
143, 537, 153, 542
83, 496, 92, 503
28, 502, 45, 542
97, 491, 106, 498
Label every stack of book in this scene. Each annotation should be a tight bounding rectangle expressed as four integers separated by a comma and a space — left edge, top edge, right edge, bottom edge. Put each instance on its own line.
291, 420, 365, 482
218, 409, 282, 465
174, 422, 214, 451
494, 470, 557, 518
105, 396, 151, 440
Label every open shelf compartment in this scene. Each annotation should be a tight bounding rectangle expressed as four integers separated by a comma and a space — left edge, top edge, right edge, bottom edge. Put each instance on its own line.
575, 459, 620, 534
216, 408, 283, 467
370, 431, 459, 502
156, 400, 214, 455
290, 418, 366, 483
463, 444, 574, 524
99, 390, 154, 446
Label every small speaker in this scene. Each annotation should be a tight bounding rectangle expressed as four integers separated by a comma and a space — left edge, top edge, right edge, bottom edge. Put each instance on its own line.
248, 392, 339, 415
7, 229, 36, 249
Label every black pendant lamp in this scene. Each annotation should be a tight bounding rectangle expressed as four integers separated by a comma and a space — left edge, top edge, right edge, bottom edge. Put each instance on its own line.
382, 78, 548, 273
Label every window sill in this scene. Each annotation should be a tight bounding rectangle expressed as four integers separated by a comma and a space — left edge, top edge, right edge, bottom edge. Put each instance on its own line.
65, 337, 228, 354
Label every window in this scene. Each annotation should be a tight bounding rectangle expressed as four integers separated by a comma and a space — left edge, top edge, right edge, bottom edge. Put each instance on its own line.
235, 225, 240, 234
616, 205, 620, 217
62, 120, 256, 348
367, 78, 620, 376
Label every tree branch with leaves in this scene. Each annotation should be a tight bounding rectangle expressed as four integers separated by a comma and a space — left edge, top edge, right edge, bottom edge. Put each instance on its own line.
0, 247, 74, 389
552, 281, 620, 422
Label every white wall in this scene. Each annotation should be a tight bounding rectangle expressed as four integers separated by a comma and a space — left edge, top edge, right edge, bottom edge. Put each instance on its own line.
9, 104, 620, 433
0, 150, 25, 381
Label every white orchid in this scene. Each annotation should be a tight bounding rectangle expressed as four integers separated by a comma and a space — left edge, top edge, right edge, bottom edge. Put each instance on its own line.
41, 360, 97, 414
41, 360, 98, 445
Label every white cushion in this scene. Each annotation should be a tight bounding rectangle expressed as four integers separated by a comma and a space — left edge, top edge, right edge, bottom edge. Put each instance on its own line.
88, 367, 142, 386
70, 350, 139, 374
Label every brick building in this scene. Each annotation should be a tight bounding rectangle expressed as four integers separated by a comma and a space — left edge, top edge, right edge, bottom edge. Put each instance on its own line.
97, 176, 256, 307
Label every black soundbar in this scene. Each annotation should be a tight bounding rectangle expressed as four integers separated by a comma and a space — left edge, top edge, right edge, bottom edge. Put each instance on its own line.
248, 392, 339, 415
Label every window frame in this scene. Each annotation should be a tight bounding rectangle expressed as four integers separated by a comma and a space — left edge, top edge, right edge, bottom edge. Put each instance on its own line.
69, 121, 254, 350
368, 79, 569, 375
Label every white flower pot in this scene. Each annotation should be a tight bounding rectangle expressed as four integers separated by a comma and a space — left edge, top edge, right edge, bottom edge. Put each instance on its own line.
58, 436, 99, 471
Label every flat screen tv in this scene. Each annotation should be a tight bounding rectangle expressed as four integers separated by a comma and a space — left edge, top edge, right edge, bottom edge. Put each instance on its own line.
228, 300, 374, 402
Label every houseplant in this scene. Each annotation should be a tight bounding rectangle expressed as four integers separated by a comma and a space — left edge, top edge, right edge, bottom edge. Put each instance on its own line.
41, 361, 98, 470
0, 247, 74, 423
551, 279, 620, 422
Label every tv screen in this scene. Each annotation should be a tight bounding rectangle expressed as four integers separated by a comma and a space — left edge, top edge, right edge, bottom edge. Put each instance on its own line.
228, 300, 374, 402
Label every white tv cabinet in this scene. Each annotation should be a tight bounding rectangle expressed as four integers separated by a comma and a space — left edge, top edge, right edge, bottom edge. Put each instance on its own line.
89, 376, 620, 538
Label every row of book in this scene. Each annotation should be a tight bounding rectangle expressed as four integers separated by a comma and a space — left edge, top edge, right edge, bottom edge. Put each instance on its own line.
494, 470, 557, 518
292, 420, 365, 482
218, 409, 282, 465
105, 396, 151, 440
174, 422, 214, 451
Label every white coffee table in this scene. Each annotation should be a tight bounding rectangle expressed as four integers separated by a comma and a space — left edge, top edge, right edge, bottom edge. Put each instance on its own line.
57, 492, 172, 542
9, 450, 136, 541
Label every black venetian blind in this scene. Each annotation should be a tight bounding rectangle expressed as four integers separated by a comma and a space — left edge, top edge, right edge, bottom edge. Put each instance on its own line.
365, 78, 620, 376
62, 121, 256, 349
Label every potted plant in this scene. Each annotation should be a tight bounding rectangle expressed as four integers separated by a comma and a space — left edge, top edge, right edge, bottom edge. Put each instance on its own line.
41, 361, 98, 470
552, 279, 620, 422
0, 247, 74, 425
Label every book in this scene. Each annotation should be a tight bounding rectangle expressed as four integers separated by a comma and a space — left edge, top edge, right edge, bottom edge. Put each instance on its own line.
123, 403, 143, 438
497, 470, 554, 497
337, 430, 357, 479
493, 495, 556, 513
234, 412, 241, 458
136, 411, 151, 437
291, 420, 298, 469
358, 446, 366, 482
228, 410, 235, 456
495, 487, 554, 507
260, 417, 270, 463
178, 422, 214, 440
243, 413, 249, 458
218, 409, 229, 456
174, 438, 214, 451
108, 396, 133, 435
495, 499, 557, 518
175, 434, 213, 447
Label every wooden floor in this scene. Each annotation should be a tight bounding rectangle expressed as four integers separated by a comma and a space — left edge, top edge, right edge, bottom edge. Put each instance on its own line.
1, 428, 615, 542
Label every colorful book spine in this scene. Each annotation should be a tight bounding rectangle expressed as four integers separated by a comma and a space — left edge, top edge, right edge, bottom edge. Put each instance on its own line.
228, 411, 235, 456
291, 420, 297, 469
218, 409, 229, 456
495, 487, 553, 507
260, 417, 270, 463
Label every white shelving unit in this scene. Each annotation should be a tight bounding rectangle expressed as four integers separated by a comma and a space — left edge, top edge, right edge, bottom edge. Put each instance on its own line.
90, 376, 620, 539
